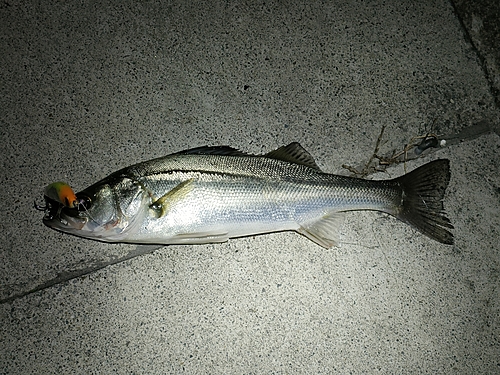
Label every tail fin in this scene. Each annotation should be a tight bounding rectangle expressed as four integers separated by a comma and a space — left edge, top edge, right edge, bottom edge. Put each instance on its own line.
394, 159, 454, 244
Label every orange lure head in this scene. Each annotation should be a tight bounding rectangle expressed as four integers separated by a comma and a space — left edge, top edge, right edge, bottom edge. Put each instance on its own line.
43, 182, 78, 208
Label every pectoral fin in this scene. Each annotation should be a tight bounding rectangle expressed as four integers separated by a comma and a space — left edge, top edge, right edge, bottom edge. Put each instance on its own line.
149, 179, 195, 218
297, 212, 345, 248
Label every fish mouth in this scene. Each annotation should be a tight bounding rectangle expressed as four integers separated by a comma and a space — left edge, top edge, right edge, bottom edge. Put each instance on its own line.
43, 210, 87, 232
40, 195, 125, 241
41, 197, 88, 233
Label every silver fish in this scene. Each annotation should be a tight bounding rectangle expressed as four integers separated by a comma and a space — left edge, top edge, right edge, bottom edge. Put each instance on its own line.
41, 143, 453, 248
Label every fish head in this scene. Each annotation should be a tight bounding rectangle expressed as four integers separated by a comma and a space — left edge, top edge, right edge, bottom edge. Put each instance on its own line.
42, 177, 149, 242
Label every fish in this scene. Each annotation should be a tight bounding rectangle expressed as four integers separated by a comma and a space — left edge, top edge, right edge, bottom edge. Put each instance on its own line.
41, 143, 453, 248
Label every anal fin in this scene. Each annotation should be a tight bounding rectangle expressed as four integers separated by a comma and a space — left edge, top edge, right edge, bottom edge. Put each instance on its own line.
297, 212, 345, 248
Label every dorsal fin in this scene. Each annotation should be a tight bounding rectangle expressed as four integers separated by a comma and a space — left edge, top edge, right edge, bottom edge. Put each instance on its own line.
175, 146, 250, 157
265, 142, 322, 170
175, 144, 322, 171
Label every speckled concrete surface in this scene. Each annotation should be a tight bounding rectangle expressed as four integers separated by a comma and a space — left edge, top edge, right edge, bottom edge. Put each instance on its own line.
1, 0, 499, 373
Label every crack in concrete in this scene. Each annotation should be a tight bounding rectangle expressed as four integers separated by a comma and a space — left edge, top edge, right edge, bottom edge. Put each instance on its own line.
0, 245, 160, 304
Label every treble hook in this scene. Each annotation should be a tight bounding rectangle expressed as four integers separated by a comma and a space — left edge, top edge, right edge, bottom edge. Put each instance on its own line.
34, 200, 47, 211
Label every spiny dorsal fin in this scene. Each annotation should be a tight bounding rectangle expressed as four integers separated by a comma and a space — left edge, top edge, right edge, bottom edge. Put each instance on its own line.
175, 146, 250, 157
265, 142, 322, 170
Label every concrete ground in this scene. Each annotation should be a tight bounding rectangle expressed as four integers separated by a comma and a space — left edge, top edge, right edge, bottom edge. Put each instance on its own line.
1, 0, 499, 374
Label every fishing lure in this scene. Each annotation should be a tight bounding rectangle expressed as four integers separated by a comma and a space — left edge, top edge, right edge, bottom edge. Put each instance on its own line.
34, 181, 81, 214
43, 182, 79, 208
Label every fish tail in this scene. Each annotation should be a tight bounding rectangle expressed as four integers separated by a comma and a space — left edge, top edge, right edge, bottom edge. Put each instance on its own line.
394, 159, 454, 244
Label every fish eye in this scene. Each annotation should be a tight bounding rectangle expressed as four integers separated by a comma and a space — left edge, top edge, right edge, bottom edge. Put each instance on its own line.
75, 194, 92, 211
